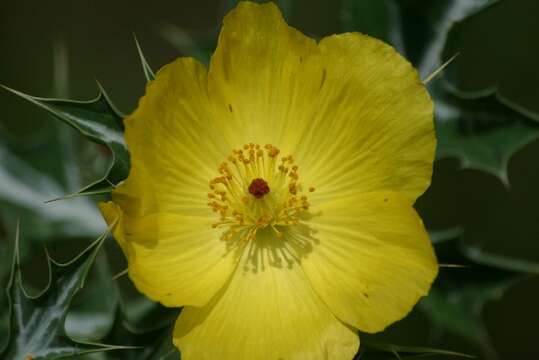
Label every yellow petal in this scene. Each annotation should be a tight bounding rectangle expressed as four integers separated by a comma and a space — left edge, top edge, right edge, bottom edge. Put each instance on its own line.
207, 1, 322, 152
296, 33, 435, 203
103, 57, 238, 307
119, 56, 228, 218
209, 2, 433, 202
99, 202, 239, 307
173, 231, 359, 360
301, 191, 438, 333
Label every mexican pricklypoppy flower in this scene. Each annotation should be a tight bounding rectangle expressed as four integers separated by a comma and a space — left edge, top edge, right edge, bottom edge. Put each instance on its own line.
100, 2, 437, 359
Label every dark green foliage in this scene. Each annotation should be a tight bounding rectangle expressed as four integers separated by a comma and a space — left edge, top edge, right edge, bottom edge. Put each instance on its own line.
1, 229, 129, 360
434, 85, 539, 182
0, 84, 129, 196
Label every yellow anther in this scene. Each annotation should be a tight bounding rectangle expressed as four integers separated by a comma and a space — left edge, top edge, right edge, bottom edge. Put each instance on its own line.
206, 143, 314, 243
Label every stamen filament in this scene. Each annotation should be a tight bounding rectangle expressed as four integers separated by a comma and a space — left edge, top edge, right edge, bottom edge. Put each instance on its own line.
207, 143, 314, 244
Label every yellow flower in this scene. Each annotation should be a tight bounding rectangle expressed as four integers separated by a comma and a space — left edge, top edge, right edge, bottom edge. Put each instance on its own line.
99, 2, 437, 359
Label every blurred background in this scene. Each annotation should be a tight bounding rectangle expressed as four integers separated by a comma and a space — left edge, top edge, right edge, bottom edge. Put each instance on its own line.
1, 0, 538, 359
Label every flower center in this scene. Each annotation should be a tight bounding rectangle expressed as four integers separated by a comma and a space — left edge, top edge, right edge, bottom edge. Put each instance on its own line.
248, 178, 270, 198
207, 143, 315, 242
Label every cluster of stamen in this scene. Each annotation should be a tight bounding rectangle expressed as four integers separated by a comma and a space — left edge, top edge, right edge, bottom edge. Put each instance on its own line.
207, 143, 315, 243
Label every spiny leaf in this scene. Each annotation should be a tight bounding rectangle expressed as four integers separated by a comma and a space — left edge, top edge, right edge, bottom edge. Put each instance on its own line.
418, 143, 539, 272
0, 142, 103, 239
0, 41, 104, 241
462, 247, 539, 274
64, 252, 118, 342
444, 84, 539, 124
441, 1, 539, 123
422, 53, 459, 85
134, 34, 155, 83
0, 83, 129, 196
395, 0, 499, 79
428, 226, 464, 244
1, 226, 131, 360
434, 86, 539, 184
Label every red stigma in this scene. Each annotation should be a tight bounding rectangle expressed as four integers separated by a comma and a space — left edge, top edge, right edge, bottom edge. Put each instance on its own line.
248, 178, 270, 199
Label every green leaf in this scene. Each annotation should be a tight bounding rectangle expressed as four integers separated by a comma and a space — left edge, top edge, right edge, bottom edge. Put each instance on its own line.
395, 0, 498, 79
0, 142, 104, 239
441, 1, 539, 122
418, 144, 539, 272
0, 121, 105, 347
434, 87, 539, 183
64, 253, 118, 342
0, 83, 129, 196
462, 247, 539, 274
1, 226, 130, 359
